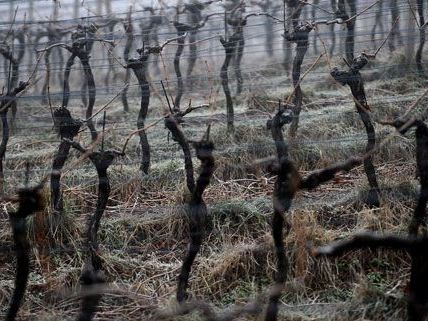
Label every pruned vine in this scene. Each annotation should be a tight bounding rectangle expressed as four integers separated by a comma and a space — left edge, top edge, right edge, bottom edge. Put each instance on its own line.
163, 102, 214, 303
330, 54, 380, 206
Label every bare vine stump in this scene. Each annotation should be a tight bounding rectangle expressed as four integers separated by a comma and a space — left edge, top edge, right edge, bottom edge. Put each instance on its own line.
7, 183, 45, 321
51, 108, 82, 214
66, 139, 123, 320
330, 56, 380, 207
264, 104, 361, 321
0, 81, 28, 194
220, 33, 240, 133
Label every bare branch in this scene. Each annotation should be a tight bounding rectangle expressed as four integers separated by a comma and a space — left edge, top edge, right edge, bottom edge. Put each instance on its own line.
312, 232, 416, 257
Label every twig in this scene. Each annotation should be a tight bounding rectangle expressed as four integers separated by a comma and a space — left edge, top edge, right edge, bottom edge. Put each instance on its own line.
345, 0, 382, 23
363, 17, 400, 58
85, 85, 127, 122
285, 53, 325, 105
121, 117, 164, 154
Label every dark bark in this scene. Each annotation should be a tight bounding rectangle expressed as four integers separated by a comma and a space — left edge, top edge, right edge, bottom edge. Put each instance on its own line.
388, 0, 403, 52
336, 0, 356, 63
67, 140, 123, 269
121, 12, 133, 113
70, 25, 98, 134
81, 76, 88, 109
51, 107, 82, 214
50, 50, 82, 215
0, 32, 25, 125
173, 23, 188, 110
11, 31, 25, 90
75, 263, 105, 321
67, 139, 123, 321
51, 141, 71, 213
7, 185, 44, 321
234, 31, 244, 96
220, 33, 239, 133
265, 107, 293, 321
183, 2, 215, 89
267, 106, 292, 161
186, 31, 198, 90
89, 165, 110, 271
126, 48, 151, 174
382, 119, 428, 237
164, 111, 214, 302
410, 122, 428, 235
41, 25, 70, 104
280, 1, 307, 137
172, 8, 217, 109
311, 0, 319, 55
164, 116, 195, 192
314, 233, 428, 321
371, 0, 384, 50
41, 49, 52, 106
0, 81, 28, 193
80, 56, 97, 141
416, 0, 425, 75
226, 6, 250, 97
285, 23, 312, 138
0, 112, 9, 186
329, 0, 337, 56
62, 54, 77, 109
177, 131, 215, 303
265, 105, 361, 321
63, 25, 102, 141
140, 7, 163, 46
330, 56, 380, 207
104, 22, 117, 93
283, 37, 292, 74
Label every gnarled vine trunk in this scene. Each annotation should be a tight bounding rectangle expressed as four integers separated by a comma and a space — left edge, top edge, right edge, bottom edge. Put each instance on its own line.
121, 11, 133, 113
127, 49, 151, 174
265, 105, 362, 321
415, 0, 425, 75
165, 115, 214, 303
7, 185, 44, 321
220, 33, 239, 133
336, 0, 356, 63
51, 107, 81, 214
173, 23, 188, 110
234, 30, 244, 96
285, 21, 312, 138
177, 133, 214, 303
0, 81, 28, 193
331, 56, 380, 207
67, 139, 123, 321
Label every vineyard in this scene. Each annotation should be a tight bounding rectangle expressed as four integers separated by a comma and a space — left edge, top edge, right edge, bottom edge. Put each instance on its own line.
0, 0, 427, 320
